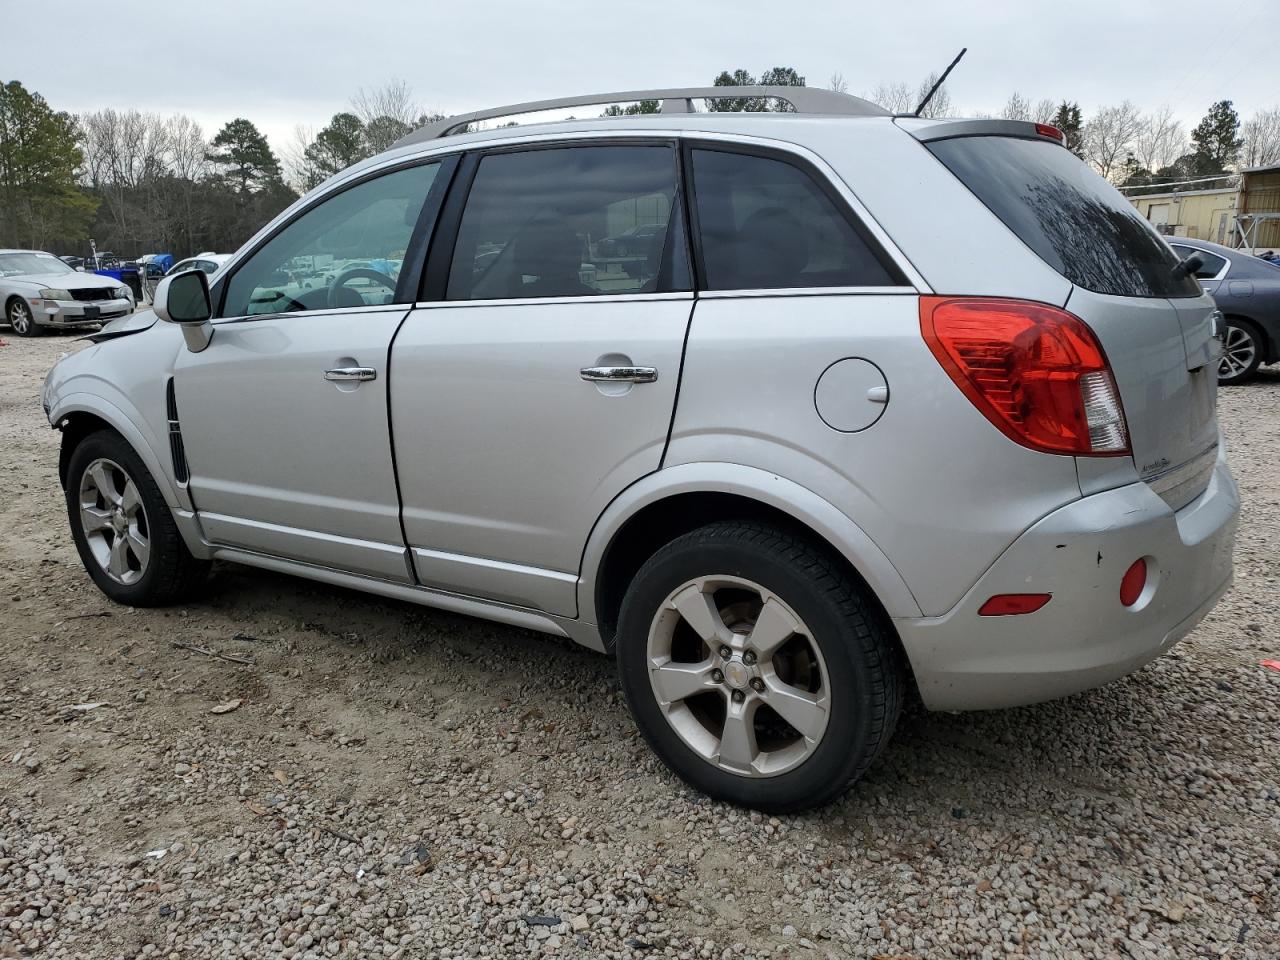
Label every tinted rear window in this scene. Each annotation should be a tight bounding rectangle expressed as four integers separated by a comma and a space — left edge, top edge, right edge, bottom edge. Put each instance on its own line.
927, 136, 1200, 298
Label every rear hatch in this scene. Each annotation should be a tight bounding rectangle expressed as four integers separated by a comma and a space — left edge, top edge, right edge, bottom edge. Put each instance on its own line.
918, 125, 1219, 508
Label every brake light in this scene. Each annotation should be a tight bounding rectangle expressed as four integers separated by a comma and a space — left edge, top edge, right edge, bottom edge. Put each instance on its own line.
920, 297, 1130, 456
1034, 123, 1064, 142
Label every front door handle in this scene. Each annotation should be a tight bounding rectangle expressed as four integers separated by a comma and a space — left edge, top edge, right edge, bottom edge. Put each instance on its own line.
579, 365, 658, 384
324, 366, 377, 382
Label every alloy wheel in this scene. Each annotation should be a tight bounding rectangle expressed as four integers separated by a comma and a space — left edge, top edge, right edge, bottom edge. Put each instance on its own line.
646, 575, 831, 778
78, 458, 150, 585
9, 300, 31, 335
1219, 323, 1257, 380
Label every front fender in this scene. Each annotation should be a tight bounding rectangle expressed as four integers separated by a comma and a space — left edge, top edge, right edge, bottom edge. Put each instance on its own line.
51, 392, 185, 511
577, 461, 923, 625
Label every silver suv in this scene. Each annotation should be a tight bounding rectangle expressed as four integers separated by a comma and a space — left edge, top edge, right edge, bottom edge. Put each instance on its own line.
43, 87, 1239, 811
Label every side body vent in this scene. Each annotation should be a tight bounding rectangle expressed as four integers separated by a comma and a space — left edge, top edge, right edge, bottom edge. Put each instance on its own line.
166, 377, 190, 484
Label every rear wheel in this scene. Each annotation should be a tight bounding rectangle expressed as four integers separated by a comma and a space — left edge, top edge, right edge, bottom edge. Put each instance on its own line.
7, 298, 42, 337
1217, 318, 1262, 385
65, 430, 209, 606
615, 521, 904, 812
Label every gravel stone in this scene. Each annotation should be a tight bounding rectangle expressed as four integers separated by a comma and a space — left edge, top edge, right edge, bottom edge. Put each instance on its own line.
1, 335, 1277, 959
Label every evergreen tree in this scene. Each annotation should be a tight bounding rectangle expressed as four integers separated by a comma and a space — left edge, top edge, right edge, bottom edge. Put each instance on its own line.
0, 80, 96, 248
1052, 101, 1085, 156
207, 118, 283, 194
1190, 100, 1243, 172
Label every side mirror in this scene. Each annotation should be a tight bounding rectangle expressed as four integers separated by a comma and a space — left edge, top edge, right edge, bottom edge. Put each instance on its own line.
154, 269, 213, 352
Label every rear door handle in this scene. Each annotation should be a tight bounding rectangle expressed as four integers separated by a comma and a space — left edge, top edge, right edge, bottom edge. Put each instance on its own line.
324, 366, 377, 382
579, 365, 658, 383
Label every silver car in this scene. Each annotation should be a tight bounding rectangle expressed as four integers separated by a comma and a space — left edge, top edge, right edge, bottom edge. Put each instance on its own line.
41, 87, 1239, 811
1, 249, 134, 336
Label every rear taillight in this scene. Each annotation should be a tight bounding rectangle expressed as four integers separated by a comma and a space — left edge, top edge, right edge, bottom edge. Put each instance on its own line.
920, 296, 1130, 457
1034, 122, 1065, 142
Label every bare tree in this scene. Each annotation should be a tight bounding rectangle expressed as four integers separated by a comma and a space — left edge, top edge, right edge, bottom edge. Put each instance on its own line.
1031, 98, 1057, 124
281, 124, 318, 192
1001, 92, 1031, 120
1132, 105, 1186, 174
1084, 101, 1144, 181
352, 78, 422, 153
866, 81, 914, 114
914, 73, 953, 118
1242, 107, 1280, 168
829, 72, 849, 95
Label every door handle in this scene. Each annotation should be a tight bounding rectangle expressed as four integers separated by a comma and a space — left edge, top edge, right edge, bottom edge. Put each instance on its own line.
324, 367, 377, 382
579, 365, 658, 384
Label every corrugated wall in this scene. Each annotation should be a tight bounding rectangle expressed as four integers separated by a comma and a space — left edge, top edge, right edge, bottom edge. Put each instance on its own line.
1241, 170, 1280, 248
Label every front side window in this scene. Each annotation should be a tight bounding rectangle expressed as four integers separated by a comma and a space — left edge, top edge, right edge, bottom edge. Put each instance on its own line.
222, 162, 439, 317
689, 148, 900, 291
447, 146, 685, 300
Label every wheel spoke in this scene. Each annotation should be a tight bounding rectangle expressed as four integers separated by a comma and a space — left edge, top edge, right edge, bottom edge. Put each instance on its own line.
670, 583, 730, 645
107, 535, 129, 578
717, 700, 759, 772
90, 462, 121, 506
747, 596, 800, 658
121, 480, 142, 518
762, 679, 827, 741
650, 659, 716, 705
126, 529, 150, 570
81, 505, 112, 534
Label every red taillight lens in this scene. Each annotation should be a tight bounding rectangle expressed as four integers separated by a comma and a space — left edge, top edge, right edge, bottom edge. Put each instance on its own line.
1120, 558, 1147, 607
978, 593, 1052, 616
1035, 123, 1065, 141
920, 297, 1130, 456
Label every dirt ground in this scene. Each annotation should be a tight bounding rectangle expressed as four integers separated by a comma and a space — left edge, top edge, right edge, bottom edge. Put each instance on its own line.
1, 328, 1278, 960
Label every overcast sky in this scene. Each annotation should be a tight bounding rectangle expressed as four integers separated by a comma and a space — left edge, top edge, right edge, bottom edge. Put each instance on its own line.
4, 0, 1277, 156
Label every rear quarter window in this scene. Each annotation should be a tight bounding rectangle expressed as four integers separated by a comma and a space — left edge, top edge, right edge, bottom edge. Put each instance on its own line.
927, 136, 1201, 298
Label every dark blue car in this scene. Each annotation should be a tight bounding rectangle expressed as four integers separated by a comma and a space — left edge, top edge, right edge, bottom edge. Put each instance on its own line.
1169, 237, 1280, 384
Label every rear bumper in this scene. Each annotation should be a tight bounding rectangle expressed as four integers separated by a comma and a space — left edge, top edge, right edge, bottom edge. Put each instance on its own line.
895, 453, 1238, 711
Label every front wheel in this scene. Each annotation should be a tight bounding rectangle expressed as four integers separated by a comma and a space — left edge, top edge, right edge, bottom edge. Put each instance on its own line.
615, 521, 904, 812
7, 298, 42, 337
1218, 318, 1263, 385
65, 430, 209, 606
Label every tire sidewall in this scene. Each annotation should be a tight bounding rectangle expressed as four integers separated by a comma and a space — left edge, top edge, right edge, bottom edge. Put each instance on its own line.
65, 431, 171, 605
616, 532, 885, 810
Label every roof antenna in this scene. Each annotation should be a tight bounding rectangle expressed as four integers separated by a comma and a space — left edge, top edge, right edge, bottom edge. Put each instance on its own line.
912, 47, 967, 117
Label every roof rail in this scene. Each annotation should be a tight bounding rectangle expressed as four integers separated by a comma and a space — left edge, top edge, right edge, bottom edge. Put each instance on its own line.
392, 86, 889, 149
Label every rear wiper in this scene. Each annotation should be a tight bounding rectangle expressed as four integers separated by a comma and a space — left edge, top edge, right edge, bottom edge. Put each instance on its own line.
1172, 251, 1204, 280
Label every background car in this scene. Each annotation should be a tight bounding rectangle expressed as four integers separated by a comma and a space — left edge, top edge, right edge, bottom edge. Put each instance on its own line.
0, 249, 133, 336
1169, 237, 1280, 384
167, 253, 232, 276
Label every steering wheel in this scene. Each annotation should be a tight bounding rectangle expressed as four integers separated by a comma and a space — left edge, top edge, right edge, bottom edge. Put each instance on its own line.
327, 267, 397, 308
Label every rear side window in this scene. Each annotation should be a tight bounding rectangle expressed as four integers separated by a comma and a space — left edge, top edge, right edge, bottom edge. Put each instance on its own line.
689, 148, 900, 291
447, 146, 685, 300
1170, 244, 1228, 280
927, 136, 1200, 298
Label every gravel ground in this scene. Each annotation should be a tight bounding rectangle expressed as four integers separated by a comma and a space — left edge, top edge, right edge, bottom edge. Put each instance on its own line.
1, 329, 1278, 960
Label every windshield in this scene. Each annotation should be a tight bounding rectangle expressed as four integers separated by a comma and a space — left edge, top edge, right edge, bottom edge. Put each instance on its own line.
0, 252, 77, 278
927, 136, 1201, 298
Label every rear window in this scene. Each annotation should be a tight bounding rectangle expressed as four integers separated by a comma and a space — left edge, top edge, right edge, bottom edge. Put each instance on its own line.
927, 136, 1201, 298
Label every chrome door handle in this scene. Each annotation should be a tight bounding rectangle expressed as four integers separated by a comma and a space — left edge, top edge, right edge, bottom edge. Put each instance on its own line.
324, 366, 377, 382
579, 365, 658, 383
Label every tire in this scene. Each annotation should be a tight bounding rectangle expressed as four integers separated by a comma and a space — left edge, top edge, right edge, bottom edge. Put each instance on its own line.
7, 297, 42, 337
615, 520, 904, 812
65, 429, 209, 606
1217, 318, 1263, 385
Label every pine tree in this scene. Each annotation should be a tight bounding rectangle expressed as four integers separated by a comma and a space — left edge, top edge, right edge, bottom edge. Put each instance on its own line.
1052, 102, 1085, 156
1190, 100, 1243, 172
